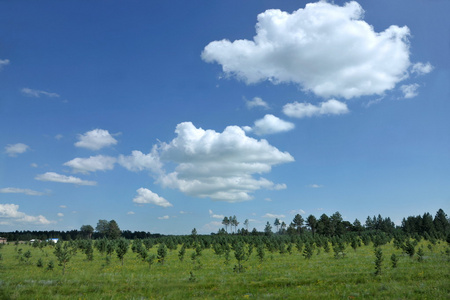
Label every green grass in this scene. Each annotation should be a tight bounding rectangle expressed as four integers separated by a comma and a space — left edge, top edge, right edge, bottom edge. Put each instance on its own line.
0, 240, 449, 299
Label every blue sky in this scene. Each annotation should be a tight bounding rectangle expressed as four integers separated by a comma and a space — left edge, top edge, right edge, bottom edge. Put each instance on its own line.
1, 0, 449, 235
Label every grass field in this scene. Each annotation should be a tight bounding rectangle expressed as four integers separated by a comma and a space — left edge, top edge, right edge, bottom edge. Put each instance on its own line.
0, 239, 449, 299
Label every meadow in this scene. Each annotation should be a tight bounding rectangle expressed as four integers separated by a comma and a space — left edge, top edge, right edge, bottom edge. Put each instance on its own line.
0, 238, 449, 299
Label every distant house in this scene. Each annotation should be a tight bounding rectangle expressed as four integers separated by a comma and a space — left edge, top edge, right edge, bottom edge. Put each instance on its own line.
47, 238, 59, 243
0, 237, 7, 244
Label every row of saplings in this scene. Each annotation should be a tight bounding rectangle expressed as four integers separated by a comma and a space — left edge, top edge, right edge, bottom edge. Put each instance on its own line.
7, 233, 441, 276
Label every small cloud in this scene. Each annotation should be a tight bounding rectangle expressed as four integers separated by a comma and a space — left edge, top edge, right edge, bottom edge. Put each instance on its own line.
209, 209, 224, 219
21, 88, 60, 98
202, 221, 223, 232
411, 62, 433, 76
132, 188, 173, 207
0, 187, 45, 196
30, 163, 38, 168
35, 172, 97, 186
283, 99, 349, 119
289, 209, 306, 215
158, 215, 170, 220
64, 155, 116, 174
59, 205, 67, 209
127, 211, 135, 215
400, 84, 420, 99
245, 97, 270, 109
0, 59, 10, 70
57, 213, 64, 217
244, 114, 295, 136
263, 213, 285, 219
264, 198, 272, 202
55, 134, 63, 140
308, 184, 323, 188
179, 211, 189, 214
75, 129, 118, 151
5, 143, 30, 157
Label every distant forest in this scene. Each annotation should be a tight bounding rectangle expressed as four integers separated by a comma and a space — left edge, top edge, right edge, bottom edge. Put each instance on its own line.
1, 209, 449, 242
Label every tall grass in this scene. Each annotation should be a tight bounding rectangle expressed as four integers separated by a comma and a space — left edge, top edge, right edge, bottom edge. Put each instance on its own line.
0, 240, 448, 299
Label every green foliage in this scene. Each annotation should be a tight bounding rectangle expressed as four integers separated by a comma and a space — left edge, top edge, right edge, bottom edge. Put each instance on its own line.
115, 238, 129, 266
374, 247, 383, 275
417, 247, 425, 262
303, 242, 314, 260
233, 242, 246, 273
147, 254, 156, 269
256, 243, 265, 262
403, 240, 416, 258
391, 253, 399, 268
36, 258, 44, 268
53, 241, 72, 274
178, 243, 186, 262
46, 260, 54, 271
157, 243, 168, 265
0, 239, 449, 298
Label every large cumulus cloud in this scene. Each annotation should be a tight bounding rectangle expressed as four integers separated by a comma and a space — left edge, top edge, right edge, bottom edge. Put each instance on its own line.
202, 1, 412, 99
156, 122, 294, 202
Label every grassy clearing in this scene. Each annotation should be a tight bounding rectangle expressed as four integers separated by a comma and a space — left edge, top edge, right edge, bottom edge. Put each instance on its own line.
0, 240, 449, 299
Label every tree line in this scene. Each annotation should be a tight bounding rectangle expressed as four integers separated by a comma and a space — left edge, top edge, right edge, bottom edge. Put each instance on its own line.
1, 209, 449, 242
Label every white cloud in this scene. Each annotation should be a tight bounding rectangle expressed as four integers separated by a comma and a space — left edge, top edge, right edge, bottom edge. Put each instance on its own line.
202, 1, 411, 99
30, 163, 38, 168
263, 213, 285, 219
158, 215, 170, 220
57, 213, 64, 217
132, 188, 173, 207
35, 172, 97, 186
202, 221, 223, 232
64, 155, 116, 174
157, 122, 294, 202
289, 209, 306, 215
118, 149, 162, 173
75, 129, 118, 150
55, 134, 64, 140
127, 211, 135, 215
0, 59, 10, 70
21, 88, 60, 98
5, 143, 30, 157
283, 99, 349, 118
400, 84, 420, 99
0, 187, 45, 196
245, 114, 295, 136
411, 62, 433, 76
308, 184, 323, 188
209, 209, 224, 219
246, 97, 270, 109
59, 205, 67, 208
0, 203, 53, 225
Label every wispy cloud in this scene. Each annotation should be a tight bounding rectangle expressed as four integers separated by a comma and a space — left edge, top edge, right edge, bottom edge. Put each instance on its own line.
400, 84, 420, 99
0, 59, 10, 70
35, 172, 97, 186
21, 88, 60, 98
0, 187, 46, 196
245, 97, 270, 109
283, 99, 349, 119
5, 143, 30, 157
263, 213, 285, 219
